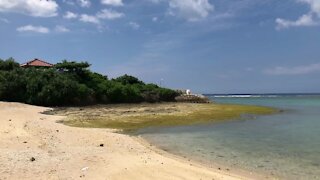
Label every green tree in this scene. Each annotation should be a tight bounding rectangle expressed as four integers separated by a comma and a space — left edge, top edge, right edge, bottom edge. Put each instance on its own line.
0, 59, 178, 106
55, 60, 90, 72
113, 74, 145, 85
0, 58, 20, 71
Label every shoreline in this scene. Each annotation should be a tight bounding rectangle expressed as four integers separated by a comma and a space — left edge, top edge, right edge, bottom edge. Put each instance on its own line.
133, 135, 274, 180
0, 101, 271, 179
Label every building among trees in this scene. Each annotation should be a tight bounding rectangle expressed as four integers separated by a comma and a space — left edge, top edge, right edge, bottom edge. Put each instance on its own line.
20, 58, 54, 68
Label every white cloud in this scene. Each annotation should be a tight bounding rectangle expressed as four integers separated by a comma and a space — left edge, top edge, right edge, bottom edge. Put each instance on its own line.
63, 0, 91, 7
129, 21, 140, 29
63, 11, 78, 19
299, 0, 320, 15
0, 0, 58, 17
97, 9, 124, 19
78, 9, 124, 26
78, 0, 91, 7
276, 14, 317, 29
17, 25, 50, 33
101, 0, 123, 6
168, 0, 214, 21
55, 25, 70, 33
264, 63, 320, 75
276, 0, 320, 29
79, 14, 100, 24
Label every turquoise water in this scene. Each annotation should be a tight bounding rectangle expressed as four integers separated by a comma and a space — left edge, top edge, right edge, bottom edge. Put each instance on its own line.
138, 95, 320, 179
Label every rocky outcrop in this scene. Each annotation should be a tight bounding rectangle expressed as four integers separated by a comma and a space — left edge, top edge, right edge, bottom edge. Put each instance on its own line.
175, 94, 211, 103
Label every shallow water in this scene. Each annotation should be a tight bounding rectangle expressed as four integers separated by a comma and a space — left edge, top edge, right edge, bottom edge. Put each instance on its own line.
138, 95, 320, 180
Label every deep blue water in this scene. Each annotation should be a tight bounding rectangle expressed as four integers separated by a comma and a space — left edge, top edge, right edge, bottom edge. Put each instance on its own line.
138, 95, 320, 180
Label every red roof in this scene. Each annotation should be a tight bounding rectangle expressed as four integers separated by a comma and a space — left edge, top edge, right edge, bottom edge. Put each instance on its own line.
21, 58, 54, 67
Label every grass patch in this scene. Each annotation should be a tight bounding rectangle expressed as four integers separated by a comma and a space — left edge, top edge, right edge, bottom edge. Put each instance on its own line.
47, 103, 277, 131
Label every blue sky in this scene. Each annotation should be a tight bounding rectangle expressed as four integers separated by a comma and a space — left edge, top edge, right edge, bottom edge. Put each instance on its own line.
0, 0, 320, 93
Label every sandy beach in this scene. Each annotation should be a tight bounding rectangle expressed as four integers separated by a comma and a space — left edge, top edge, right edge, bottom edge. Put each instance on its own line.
0, 101, 259, 180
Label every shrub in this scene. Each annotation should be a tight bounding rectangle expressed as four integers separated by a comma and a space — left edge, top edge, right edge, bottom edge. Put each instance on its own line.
113, 74, 144, 85
0, 58, 20, 71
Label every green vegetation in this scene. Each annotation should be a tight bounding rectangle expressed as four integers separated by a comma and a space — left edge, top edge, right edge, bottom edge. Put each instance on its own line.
47, 103, 277, 131
0, 58, 179, 106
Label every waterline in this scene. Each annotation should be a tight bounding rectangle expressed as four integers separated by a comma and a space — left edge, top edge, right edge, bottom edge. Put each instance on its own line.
138, 95, 320, 180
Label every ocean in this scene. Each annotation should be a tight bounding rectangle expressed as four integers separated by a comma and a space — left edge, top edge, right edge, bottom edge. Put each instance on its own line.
137, 94, 320, 180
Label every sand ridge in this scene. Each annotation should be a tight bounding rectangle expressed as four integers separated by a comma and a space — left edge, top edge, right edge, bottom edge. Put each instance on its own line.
0, 102, 255, 180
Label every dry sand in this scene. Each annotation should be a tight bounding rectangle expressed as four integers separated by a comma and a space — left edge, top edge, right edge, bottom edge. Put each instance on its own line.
0, 102, 258, 180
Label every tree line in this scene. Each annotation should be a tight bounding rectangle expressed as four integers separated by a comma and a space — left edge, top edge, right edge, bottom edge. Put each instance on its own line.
0, 58, 179, 106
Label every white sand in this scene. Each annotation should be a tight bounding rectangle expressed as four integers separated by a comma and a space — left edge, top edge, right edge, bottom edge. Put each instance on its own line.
0, 102, 258, 180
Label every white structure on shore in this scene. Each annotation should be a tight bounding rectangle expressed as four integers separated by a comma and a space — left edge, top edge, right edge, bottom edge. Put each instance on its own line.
175, 89, 210, 103
186, 89, 191, 95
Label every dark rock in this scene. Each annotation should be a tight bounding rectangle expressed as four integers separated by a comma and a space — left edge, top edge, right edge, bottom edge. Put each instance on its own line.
99, 144, 104, 147
23, 141, 27, 144
30, 157, 36, 162
175, 94, 211, 103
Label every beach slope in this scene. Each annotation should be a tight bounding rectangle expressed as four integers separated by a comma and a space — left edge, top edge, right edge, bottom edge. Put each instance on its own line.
0, 102, 254, 180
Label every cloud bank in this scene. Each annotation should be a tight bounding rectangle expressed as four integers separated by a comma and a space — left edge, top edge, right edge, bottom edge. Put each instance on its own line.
78, 9, 124, 25
78, 0, 91, 7
97, 9, 124, 20
150, 0, 214, 21
0, 0, 58, 17
168, 0, 213, 21
63, 11, 78, 19
17, 25, 50, 33
276, 0, 320, 29
101, 0, 123, 6
79, 14, 100, 24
